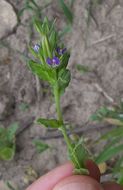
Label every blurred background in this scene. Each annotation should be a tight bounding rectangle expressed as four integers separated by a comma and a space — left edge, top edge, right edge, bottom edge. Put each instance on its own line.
0, 0, 123, 189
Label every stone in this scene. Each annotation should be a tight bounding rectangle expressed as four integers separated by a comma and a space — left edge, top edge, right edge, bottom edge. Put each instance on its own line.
0, 0, 17, 39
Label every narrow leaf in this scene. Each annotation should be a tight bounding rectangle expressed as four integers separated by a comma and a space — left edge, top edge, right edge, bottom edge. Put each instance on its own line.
95, 144, 123, 164
113, 156, 123, 173
6, 182, 17, 190
59, 25, 72, 38
101, 127, 123, 140
30, 0, 40, 9
7, 122, 19, 142
33, 140, 49, 153
77, 64, 90, 74
58, 53, 70, 70
37, 118, 60, 128
59, 0, 73, 24
58, 69, 71, 95
34, 19, 43, 35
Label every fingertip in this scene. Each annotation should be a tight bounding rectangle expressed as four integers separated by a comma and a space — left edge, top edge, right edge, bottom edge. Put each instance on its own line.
26, 162, 73, 190
53, 175, 103, 190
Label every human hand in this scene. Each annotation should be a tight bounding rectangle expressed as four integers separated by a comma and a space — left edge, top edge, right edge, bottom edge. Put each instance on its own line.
26, 160, 123, 190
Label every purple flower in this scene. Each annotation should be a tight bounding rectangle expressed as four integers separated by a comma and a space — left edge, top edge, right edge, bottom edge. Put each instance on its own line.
46, 56, 60, 67
33, 44, 40, 53
56, 47, 67, 55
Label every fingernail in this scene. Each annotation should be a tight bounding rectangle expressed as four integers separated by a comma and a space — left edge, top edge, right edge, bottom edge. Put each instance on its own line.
54, 182, 104, 190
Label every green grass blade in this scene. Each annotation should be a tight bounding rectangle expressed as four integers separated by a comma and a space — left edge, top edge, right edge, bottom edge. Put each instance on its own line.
18, 5, 36, 17
69, 0, 75, 7
95, 143, 123, 164
76, 64, 90, 74
33, 140, 49, 153
59, 25, 72, 38
6, 182, 17, 190
59, 0, 73, 24
30, 0, 40, 9
101, 127, 123, 140
113, 156, 123, 173
118, 175, 123, 185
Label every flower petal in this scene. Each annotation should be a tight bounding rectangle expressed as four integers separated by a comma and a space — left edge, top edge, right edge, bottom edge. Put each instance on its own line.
52, 56, 60, 65
46, 57, 52, 65
56, 47, 60, 54
33, 44, 40, 52
56, 47, 67, 55
62, 48, 67, 54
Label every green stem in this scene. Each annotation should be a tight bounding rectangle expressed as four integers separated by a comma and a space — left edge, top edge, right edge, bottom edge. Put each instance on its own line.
53, 84, 63, 122
54, 84, 71, 147
53, 83, 72, 147
53, 83, 82, 169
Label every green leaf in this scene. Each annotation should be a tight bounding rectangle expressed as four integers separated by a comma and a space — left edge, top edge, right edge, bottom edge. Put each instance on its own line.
90, 114, 99, 121
74, 168, 89, 175
7, 122, 19, 142
29, 46, 40, 58
6, 182, 17, 190
0, 127, 5, 135
91, 103, 123, 123
91, 107, 109, 121
30, 0, 40, 9
0, 147, 15, 160
59, 0, 73, 24
0, 124, 17, 161
70, 143, 88, 168
69, 0, 75, 7
33, 140, 49, 153
49, 30, 58, 51
113, 156, 123, 173
37, 118, 61, 128
41, 37, 49, 58
69, 138, 90, 174
18, 6, 34, 17
95, 143, 123, 164
100, 127, 123, 140
34, 17, 52, 36
58, 69, 71, 95
34, 19, 43, 35
58, 53, 70, 70
0, 127, 10, 149
42, 17, 50, 34
28, 60, 55, 84
76, 64, 90, 74
19, 102, 30, 111
42, 36, 52, 58
118, 175, 123, 185
59, 25, 72, 38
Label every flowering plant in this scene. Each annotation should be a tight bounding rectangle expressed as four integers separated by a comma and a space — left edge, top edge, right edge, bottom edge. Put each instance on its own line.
28, 17, 91, 175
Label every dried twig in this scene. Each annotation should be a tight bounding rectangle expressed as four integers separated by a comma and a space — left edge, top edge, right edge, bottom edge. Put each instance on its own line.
90, 34, 115, 46
94, 83, 114, 103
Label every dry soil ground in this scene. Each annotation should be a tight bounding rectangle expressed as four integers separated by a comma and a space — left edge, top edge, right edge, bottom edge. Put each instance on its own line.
0, 0, 123, 189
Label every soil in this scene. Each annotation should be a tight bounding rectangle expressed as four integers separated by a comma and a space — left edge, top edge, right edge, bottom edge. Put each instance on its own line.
0, 0, 123, 189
